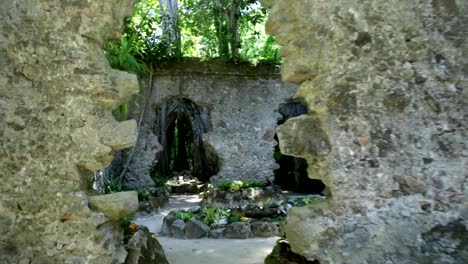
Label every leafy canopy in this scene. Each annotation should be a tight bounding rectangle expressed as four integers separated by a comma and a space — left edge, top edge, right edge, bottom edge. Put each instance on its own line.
106, 0, 281, 71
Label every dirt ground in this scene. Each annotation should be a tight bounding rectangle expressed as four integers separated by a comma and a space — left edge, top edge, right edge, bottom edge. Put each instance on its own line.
135, 195, 278, 264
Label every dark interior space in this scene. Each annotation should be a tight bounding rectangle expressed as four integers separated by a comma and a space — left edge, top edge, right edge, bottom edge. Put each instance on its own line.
153, 98, 219, 182
274, 99, 326, 194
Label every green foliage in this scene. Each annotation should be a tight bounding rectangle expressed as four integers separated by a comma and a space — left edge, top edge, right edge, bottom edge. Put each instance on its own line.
291, 196, 321, 207
227, 210, 244, 224
175, 210, 196, 221
216, 180, 264, 191
120, 216, 137, 243
201, 207, 230, 226
242, 180, 263, 188
104, 178, 122, 194
108, 0, 281, 65
151, 175, 169, 188
105, 35, 150, 74
113, 94, 141, 121
217, 180, 233, 191
137, 189, 150, 201
229, 180, 244, 191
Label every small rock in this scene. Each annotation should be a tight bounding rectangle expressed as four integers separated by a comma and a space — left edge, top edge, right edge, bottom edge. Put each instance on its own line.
209, 228, 226, 239
251, 221, 279, 237
224, 222, 253, 239
185, 219, 210, 239
170, 219, 186, 239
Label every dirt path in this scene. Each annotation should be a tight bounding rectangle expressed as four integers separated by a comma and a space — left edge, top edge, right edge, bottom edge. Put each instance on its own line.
135, 194, 278, 264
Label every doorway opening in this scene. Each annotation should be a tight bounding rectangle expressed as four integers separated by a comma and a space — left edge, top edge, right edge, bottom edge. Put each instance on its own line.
153, 98, 219, 182
273, 99, 326, 194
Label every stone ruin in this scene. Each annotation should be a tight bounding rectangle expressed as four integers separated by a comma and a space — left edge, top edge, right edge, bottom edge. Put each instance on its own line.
0, 0, 466, 263
116, 59, 298, 189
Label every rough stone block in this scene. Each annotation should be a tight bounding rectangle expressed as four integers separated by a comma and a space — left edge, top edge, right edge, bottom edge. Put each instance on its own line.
125, 226, 169, 264
251, 221, 280, 237
109, 69, 140, 104
276, 115, 331, 158
88, 191, 139, 220
161, 211, 177, 236
224, 222, 253, 239
170, 219, 186, 239
99, 120, 137, 150
184, 218, 210, 239
209, 228, 226, 239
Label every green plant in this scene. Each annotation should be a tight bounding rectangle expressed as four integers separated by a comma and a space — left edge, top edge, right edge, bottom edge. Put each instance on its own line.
152, 175, 169, 188
201, 207, 230, 226
216, 180, 264, 191
116, 0, 281, 64
113, 94, 141, 121
136, 189, 150, 201
175, 210, 196, 222
217, 180, 233, 191
105, 34, 149, 75
120, 216, 137, 243
227, 210, 244, 224
243, 180, 263, 188
104, 178, 122, 194
230, 180, 244, 191
291, 196, 321, 206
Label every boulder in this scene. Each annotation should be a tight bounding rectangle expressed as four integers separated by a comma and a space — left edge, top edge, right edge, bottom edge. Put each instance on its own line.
224, 222, 253, 239
209, 228, 225, 239
125, 226, 169, 264
251, 221, 280, 237
88, 191, 138, 220
170, 219, 186, 239
161, 211, 177, 235
265, 239, 318, 264
184, 219, 210, 239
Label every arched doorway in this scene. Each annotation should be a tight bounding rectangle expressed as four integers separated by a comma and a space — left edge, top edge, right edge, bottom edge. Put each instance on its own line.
153, 98, 219, 182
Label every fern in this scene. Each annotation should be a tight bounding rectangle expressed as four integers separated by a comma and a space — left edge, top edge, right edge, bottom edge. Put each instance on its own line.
105, 34, 150, 75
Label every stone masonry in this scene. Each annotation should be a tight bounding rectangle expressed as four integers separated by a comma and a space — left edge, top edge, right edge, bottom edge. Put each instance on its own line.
123, 59, 298, 188
0, 0, 140, 263
262, 0, 468, 263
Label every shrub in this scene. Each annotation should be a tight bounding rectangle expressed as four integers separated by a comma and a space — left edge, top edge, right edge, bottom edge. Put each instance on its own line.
152, 175, 168, 188
201, 207, 230, 227
175, 210, 196, 222
136, 189, 150, 201
104, 178, 122, 194
120, 216, 137, 243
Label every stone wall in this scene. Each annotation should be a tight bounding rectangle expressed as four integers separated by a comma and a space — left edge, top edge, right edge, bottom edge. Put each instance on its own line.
0, 0, 139, 263
123, 59, 298, 188
262, 0, 467, 263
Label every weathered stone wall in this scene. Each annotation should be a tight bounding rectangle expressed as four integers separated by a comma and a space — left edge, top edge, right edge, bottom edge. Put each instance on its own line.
0, 0, 139, 263
124, 59, 298, 188
262, 0, 467, 263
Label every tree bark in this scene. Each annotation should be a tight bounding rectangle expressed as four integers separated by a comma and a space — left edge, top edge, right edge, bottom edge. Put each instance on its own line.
159, 0, 181, 56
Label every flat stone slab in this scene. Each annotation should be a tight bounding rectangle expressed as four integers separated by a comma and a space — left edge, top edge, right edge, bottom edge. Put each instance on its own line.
88, 191, 139, 220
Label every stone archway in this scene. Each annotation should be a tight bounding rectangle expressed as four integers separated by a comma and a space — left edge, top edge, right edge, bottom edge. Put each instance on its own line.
153, 98, 219, 182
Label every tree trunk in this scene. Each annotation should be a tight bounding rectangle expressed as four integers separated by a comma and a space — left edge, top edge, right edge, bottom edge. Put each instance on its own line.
159, 0, 181, 56
228, 0, 240, 61
213, 0, 230, 59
